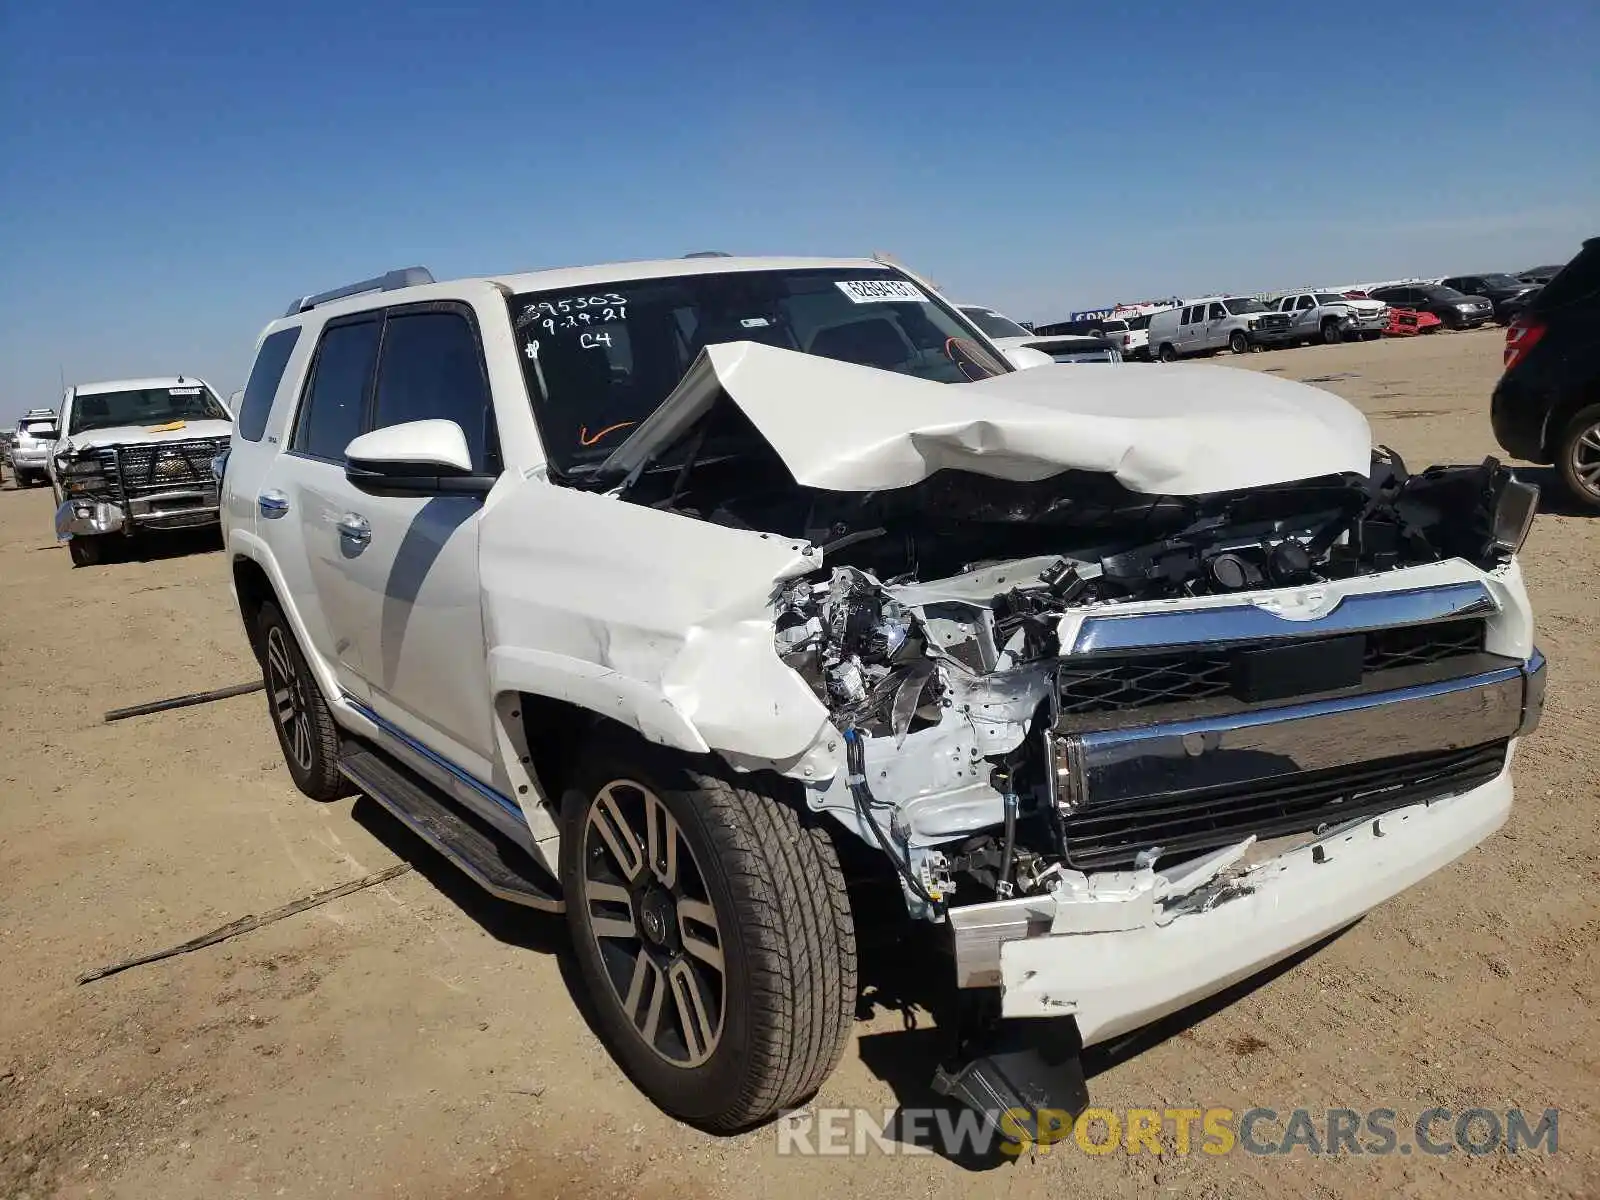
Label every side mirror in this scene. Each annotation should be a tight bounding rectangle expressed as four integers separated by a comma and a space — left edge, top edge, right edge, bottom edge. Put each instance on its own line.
343, 419, 496, 497
1002, 346, 1056, 371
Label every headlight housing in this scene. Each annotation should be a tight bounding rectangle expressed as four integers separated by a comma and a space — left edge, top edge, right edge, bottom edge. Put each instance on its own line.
1489, 477, 1540, 556
57, 455, 106, 495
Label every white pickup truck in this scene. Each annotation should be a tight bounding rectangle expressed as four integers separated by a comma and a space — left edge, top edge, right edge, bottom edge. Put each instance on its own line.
220, 256, 1545, 1142
1271, 291, 1389, 344
51, 377, 233, 565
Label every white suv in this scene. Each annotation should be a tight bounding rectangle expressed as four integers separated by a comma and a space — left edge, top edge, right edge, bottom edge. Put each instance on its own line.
223, 256, 1546, 1141
9, 409, 59, 487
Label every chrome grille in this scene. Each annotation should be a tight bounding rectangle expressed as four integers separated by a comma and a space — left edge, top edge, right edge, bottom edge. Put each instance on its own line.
99, 438, 230, 497
1056, 619, 1486, 716
1058, 740, 1509, 870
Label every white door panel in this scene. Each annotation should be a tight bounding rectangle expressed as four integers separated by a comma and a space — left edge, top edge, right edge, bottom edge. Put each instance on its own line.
271, 453, 372, 704
336, 493, 492, 769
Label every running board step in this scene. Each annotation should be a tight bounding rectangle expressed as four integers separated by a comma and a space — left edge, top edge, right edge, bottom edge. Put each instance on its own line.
339, 746, 563, 912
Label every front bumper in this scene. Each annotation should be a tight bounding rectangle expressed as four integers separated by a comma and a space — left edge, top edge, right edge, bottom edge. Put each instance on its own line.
10, 449, 49, 471
1247, 325, 1297, 345
947, 649, 1545, 1045
1490, 376, 1553, 462
55, 487, 220, 538
1002, 768, 1512, 1042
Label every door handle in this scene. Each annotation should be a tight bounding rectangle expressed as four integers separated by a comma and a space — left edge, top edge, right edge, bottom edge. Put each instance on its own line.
336, 513, 372, 544
258, 490, 290, 518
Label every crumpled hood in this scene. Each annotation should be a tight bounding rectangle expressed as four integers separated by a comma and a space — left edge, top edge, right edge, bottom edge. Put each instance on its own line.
56, 419, 234, 455
602, 341, 1371, 496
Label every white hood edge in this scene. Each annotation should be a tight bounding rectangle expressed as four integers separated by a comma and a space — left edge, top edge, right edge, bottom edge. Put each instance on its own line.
57, 419, 234, 454
600, 341, 1372, 496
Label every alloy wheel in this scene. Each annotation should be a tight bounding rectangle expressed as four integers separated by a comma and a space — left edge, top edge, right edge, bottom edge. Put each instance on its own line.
1572, 420, 1600, 500
265, 625, 314, 772
582, 780, 726, 1068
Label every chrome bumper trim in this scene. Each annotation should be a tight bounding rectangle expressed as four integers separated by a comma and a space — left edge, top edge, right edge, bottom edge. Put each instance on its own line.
1054, 660, 1533, 810
1067, 581, 1496, 655
56, 498, 126, 538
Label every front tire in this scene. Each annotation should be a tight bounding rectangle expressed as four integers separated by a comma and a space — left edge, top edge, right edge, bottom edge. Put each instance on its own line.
561, 732, 856, 1132
1557, 403, 1600, 512
257, 600, 345, 799
1228, 330, 1250, 354
1320, 319, 1343, 345
67, 536, 103, 567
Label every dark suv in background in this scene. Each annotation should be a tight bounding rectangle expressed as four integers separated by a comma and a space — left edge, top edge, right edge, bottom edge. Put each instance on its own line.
1491, 238, 1599, 510
1441, 274, 1540, 324
1368, 283, 1494, 330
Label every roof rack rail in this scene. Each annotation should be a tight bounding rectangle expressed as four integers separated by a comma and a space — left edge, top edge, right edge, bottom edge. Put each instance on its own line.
284, 266, 435, 317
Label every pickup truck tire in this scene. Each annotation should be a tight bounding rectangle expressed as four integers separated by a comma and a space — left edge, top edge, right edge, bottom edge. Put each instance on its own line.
67, 536, 103, 567
1556, 403, 1600, 512
1320, 318, 1343, 345
1228, 331, 1250, 354
256, 600, 345, 800
561, 732, 856, 1132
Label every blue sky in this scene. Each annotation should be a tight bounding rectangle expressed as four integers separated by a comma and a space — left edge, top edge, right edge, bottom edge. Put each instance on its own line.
2, 0, 1596, 419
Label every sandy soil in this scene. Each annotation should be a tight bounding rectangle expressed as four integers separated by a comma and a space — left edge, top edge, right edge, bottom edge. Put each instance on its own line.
1, 329, 1596, 1199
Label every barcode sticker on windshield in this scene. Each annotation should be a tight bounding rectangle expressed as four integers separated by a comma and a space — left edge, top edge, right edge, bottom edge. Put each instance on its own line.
835, 279, 927, 304
169, 387, 201, 395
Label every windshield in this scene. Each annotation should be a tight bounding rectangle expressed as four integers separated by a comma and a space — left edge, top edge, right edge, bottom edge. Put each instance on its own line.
1423, 286, 1467, 301
1478, 274, 1525, 290
511, 267, 1004, 473
68, 385, 229, 435
959, 306, 1031, 339
1314, 294, 1350, 305
1223, 297, 1269, 315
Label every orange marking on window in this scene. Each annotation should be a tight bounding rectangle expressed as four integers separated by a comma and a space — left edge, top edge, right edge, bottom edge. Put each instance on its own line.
578, 421, 636, 447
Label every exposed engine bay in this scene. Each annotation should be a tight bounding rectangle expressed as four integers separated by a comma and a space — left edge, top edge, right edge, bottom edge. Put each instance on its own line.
590, 420, 1538, 918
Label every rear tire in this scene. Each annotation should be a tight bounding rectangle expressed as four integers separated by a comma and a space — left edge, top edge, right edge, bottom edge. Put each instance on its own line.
1228, 330, 1250, 354
561, 731, 856, 1132
1556, 403, 1600, 512
257, 600, 345, 800
1158, 344, 1177, 362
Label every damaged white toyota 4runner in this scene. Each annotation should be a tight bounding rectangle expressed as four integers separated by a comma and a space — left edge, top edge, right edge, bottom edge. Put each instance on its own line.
222, 258, 1545, 1138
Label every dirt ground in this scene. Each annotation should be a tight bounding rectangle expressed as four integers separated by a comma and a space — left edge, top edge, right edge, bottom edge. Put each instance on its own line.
2, 329, 1596, 1199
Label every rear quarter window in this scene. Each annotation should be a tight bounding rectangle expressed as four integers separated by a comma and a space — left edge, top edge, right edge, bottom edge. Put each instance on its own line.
237, 328, 302, 442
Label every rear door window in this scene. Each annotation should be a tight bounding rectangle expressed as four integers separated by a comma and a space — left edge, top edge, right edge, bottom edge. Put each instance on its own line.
371, 308, 497, 472
292, 318, 380, 461
1532, 242, 1599, 311
237, 328, 301, 443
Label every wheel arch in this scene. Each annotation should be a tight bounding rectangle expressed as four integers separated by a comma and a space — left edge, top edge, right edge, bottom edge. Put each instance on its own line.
231, 553, 274, 662
1541, 385, 1600, 462
226, 536, 345, 708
